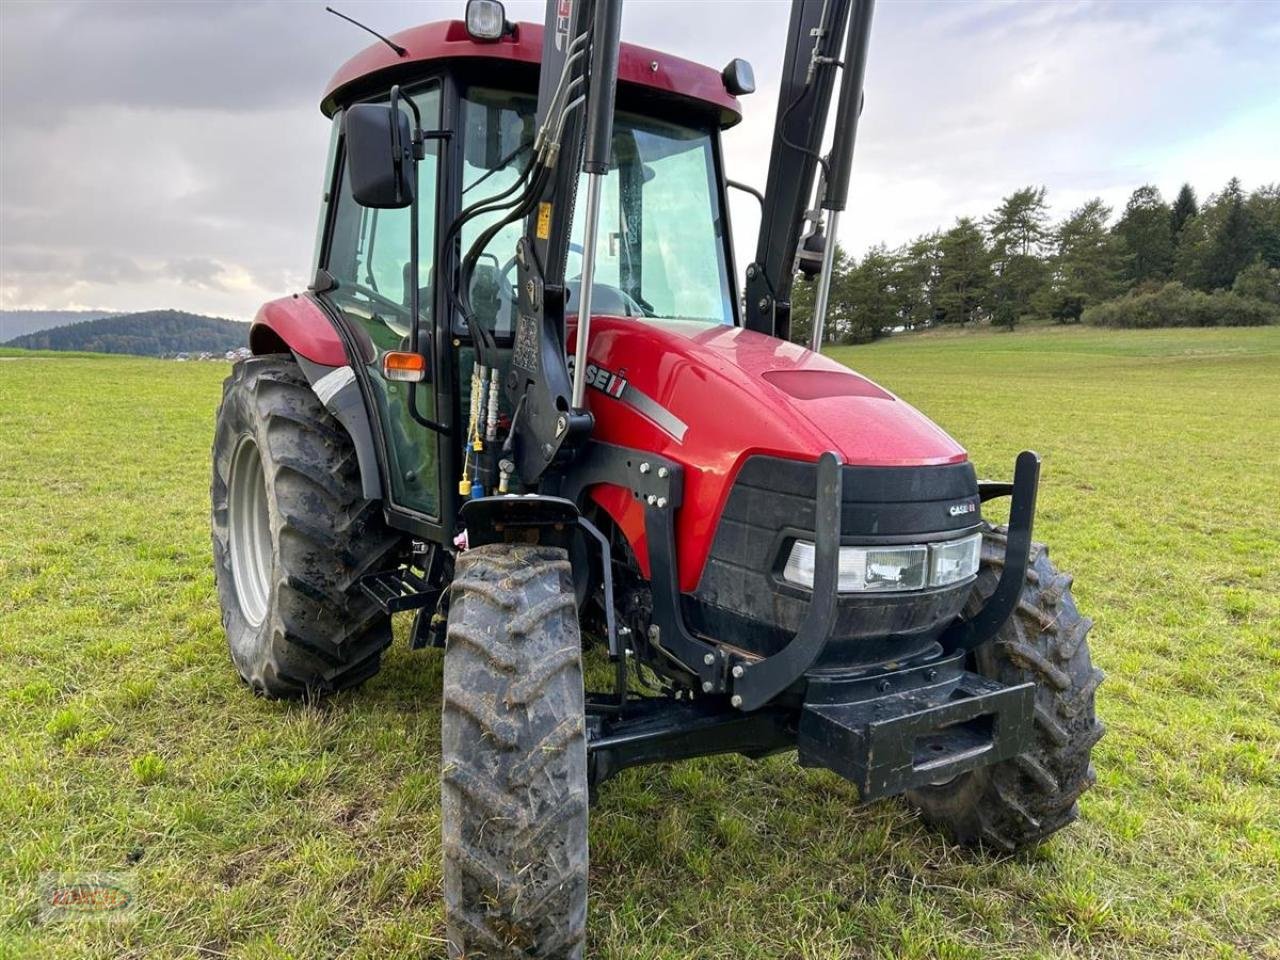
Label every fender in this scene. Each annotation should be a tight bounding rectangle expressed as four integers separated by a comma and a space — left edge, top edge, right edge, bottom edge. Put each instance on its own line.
250, 294, 349, 366
249, 294, 383, 502
460, 495, 580, 550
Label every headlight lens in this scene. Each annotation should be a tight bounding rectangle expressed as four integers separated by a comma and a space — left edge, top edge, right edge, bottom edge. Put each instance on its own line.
465, 0, 507, 41
782, 532, 982, 593
930, 532, 983, 587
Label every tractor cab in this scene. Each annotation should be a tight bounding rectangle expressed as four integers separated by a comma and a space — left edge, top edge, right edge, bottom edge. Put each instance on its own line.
309, 19, 741, 524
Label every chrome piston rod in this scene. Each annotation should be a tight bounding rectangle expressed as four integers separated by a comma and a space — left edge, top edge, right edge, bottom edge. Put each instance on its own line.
570, 171, 604, 410
809, 209, 840, 351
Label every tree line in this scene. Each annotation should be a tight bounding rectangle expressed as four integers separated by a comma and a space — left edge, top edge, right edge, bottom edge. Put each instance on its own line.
791, 178, 1280, 343
4, 310, 250, 357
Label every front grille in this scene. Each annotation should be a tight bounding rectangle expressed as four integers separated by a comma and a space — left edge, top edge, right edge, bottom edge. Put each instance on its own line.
685, 456, 981, 669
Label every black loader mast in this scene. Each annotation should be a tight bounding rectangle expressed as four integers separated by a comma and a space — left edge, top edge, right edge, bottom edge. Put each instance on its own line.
743, 0, 875, 345
504, 0, 624, 487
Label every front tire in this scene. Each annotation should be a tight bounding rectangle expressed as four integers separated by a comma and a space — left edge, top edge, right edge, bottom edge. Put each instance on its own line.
906, 523, 1105, 851
211, 355, 401, 699
441, 544, 589, 959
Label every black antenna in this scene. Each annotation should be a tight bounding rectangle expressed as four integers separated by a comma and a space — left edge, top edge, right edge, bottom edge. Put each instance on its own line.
325, 6, 407, 57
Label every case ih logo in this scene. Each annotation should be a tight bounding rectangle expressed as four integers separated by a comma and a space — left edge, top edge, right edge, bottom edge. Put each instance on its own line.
584, 363, 627, 399
949, 501, 977, 517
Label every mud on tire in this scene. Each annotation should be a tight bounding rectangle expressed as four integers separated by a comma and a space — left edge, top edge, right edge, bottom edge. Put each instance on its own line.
906, 522, 1105, 851
211, 355, 401, 699
441, 544, 589, 960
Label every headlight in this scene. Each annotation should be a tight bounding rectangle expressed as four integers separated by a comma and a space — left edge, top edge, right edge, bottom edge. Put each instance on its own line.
930, 532, 983, 587
782, 532, 982, 593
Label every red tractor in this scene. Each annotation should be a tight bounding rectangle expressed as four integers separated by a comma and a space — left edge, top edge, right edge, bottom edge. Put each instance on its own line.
211, 1, 1103, 955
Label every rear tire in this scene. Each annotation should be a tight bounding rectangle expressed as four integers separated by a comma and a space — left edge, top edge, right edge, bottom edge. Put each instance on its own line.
441, 544, 589, 959
210, 355, 401, 699
906, 523, 1105, 851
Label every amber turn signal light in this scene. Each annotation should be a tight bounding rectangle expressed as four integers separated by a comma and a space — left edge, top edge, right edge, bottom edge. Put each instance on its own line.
382, 351, 428, 382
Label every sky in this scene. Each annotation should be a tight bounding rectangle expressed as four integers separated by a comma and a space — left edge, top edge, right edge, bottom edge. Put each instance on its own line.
1, 0, 1277, 321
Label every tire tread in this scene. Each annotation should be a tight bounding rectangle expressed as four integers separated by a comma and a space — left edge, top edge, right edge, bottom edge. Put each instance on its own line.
906, 522, 1104, 851
441, 544, 588, 959
210, 355, 400, 699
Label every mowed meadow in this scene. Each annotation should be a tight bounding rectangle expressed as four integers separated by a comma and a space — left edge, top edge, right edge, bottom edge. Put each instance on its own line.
1, 326, 1277, 960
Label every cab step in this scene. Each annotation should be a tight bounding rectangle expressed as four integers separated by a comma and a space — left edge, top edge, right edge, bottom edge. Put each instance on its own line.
358, 566, 440, 614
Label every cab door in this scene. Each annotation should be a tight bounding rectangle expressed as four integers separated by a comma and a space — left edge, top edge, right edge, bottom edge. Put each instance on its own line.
321, 83, 444, 520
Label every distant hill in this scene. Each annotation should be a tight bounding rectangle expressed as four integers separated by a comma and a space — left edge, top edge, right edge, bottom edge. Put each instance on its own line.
3, 310, 250, 357
0, 309, 123, 341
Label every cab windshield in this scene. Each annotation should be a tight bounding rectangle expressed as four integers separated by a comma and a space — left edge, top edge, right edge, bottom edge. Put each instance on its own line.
459, 87, 735, 338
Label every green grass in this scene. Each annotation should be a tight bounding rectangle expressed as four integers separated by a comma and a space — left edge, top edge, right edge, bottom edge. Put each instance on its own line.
2, 326, 1278, 959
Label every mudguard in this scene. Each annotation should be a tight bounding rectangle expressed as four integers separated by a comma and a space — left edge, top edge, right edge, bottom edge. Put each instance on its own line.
249, 294, 382, 502
460, 495, 580, 550
251, 294, 349, 366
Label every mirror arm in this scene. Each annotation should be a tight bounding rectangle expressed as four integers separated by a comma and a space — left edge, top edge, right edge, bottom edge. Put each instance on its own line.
727, 179, 765, 211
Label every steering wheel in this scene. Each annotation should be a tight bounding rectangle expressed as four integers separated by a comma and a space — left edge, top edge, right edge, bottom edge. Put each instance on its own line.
499, 241, 585, 288
336, 279, 409, 315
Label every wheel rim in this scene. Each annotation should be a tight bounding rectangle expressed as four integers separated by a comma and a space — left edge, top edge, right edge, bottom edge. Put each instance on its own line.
228, 436, 273, 627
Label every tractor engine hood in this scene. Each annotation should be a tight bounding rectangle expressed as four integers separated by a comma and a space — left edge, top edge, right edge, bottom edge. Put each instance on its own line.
571, 316, 968, 591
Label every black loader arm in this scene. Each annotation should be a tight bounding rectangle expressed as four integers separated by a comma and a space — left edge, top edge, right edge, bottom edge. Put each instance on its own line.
743, 0, 874, 342
505, 0, 623, 486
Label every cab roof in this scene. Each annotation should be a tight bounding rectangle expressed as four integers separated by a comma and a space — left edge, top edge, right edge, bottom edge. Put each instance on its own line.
322, 19, 742, 127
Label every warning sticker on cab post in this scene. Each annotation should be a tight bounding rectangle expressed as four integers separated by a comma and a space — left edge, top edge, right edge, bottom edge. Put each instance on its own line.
536, 202, 552, 240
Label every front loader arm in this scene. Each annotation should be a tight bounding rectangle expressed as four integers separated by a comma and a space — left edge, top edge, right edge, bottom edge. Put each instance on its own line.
506, 0, 623, 486
743, 0, 874, 342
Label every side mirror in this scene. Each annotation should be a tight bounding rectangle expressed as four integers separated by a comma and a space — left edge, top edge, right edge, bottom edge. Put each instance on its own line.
344, 103, 415, 209
721, 58, 755, 96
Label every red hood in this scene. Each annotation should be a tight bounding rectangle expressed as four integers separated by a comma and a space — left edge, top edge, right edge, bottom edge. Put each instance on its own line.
573, 317, 967, 591
579, 317, 965, 468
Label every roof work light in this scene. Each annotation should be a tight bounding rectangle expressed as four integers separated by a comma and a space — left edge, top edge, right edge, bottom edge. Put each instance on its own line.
465, 0, 509, 42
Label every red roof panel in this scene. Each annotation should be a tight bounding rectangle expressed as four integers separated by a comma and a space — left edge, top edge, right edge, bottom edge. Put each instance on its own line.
322, 20, 741, 126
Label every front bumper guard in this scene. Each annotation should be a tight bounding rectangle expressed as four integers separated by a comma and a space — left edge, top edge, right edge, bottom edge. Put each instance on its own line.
730, 449, 1041, 710
572, 443, 1045, 800
735, 450, 1041, 797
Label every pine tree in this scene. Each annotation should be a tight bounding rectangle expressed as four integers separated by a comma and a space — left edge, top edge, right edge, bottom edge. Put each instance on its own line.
1203, 178, 1257, 291
1247, 184, 1280, 269
1170, 183, 1199, 236
1047, 199, 1122, 322
892, 234, 941, 329
934, 218, 991, 326
838, 245, 896, 343
1115, 185, 1174, 284
986, 187, 1051, 328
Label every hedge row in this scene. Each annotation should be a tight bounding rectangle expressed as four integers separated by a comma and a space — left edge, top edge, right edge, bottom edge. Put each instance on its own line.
1083, 281, 1279, 328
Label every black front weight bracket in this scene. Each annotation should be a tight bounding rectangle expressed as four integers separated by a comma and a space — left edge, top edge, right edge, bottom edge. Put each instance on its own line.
587, 696, 796, 789
796, 653, 1035, 801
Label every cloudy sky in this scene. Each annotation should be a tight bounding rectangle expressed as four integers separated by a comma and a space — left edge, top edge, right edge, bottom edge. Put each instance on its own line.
1, 0, 1277, 321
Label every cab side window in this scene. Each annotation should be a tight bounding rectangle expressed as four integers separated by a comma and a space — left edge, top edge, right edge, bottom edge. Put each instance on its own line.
324, 84, 442, 518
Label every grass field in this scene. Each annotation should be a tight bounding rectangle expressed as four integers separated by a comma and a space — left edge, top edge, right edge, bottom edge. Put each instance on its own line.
1, 326, 1278, 959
